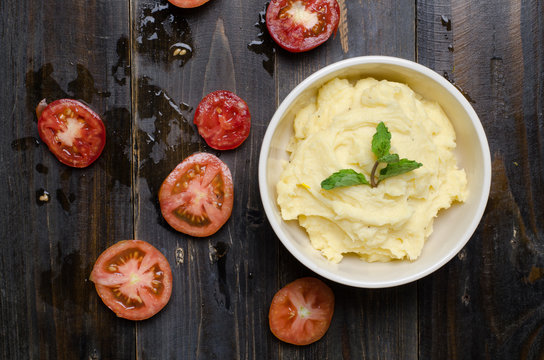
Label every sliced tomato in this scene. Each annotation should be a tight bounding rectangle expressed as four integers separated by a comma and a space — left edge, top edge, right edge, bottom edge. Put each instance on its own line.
194, 90, 251, 150
159, 153, 234, 237
266, 0, 340, 52
168, 0, 210, 8
37, 99, 106, 168
269, 277, 335, 345
90, 240, 173, 321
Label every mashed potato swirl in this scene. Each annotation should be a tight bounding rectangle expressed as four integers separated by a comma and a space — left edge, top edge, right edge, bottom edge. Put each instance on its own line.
277, 78, 467, 263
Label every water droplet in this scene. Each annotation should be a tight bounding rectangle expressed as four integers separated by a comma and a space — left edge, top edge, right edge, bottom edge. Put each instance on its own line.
247, 3, 276, 76
112, 36, 131, 86
441, 15, 452, 31
136, 3, 194, 67
135, 77, 201, 228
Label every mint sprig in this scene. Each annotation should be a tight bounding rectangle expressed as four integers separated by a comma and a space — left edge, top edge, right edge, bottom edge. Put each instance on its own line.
321, 122, 422, 189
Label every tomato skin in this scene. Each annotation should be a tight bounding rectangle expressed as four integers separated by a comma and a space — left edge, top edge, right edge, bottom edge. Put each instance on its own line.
90, 240, 173, 321
194, 90, 251, 150
269, 277, 335, 345
266, 0, 340, 53
37, 99, 106, 168
159, 153, 234, 237
168, 0, 210, 8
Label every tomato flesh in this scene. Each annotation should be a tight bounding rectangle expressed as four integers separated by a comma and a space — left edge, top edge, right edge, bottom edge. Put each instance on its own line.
90, 240, 173, 321
37, 99, 106, 168
266, 0, 340, 52
168, 0, 211, 8
269, 277, 335, 345
159, 153, 234, 237
194, 90, 251, 150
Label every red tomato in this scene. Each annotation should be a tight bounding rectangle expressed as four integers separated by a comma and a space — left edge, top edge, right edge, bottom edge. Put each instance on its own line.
90, 240, 173, 321
168, 0, 210, 8
269, 277, 335, 345
159, 153, 234, 237
37, 99, 106, 168
266, 0, 340, 52
194, 90, 251, 150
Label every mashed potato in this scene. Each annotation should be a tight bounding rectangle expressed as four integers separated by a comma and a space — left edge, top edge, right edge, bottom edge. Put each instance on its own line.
276, 78, 467, 263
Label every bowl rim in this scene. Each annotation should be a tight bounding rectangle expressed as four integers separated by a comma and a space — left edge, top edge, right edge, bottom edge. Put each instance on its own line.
258, 55, 491, 288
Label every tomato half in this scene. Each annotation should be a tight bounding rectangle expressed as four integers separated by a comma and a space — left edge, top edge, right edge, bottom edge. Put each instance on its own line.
194, 90, 251, 150
168, 0, 210, 8
266, 0, 340, 52
90, 240, 173, 321
159, 153, 234, 237
269, 277, 335, 345
37, 99, 106, 168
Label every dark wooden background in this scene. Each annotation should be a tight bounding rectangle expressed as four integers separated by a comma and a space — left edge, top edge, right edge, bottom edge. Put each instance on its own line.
1, 0, 543, 358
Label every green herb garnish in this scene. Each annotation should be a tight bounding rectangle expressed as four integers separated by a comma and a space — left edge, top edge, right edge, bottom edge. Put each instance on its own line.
320, 169, 369, 190
320, 122, 422, 189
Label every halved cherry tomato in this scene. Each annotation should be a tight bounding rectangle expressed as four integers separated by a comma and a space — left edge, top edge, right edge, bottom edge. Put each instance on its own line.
194, 90, 251, 150
269, 277, 335, 345
90, 240, 173, 321
266, 0, 340, 52
159, 153, 234, 237
168, 0, 210, 8
37, 99, 106, 168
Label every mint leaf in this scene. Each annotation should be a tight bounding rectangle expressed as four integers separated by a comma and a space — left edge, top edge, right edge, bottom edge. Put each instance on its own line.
378, 153, 399, 163
322, 121, 422, 190
321, 169, 369, 190
371, 122, 391, 159
378, 159, 423, 181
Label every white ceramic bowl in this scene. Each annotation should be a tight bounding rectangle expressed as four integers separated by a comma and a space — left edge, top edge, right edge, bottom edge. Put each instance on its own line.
258, 56, 491, 288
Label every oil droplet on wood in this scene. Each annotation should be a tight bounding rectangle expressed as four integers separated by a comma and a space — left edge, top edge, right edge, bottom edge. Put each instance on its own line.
100, 107, 132, 189
56, 189, 76, 212
443, 71, 476, 103
11, 137, 40, 151
136, 3, 194, 67
25, 63, 109, 117
247, 3, 276, 76
36, 163, 49, 174
112, 36, 130, 86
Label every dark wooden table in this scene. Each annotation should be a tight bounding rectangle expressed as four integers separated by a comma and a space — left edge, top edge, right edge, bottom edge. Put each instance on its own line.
1, 0, 543, 359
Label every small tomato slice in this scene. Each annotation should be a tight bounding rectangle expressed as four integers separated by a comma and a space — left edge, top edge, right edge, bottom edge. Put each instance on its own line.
194, 90, 251, 150
159, 153, 234, 237
266, 0, 340, 53
168, 0, 210, 8
37, 99, 106, 168
90, 240, 173, 321
269, 277, 335, 345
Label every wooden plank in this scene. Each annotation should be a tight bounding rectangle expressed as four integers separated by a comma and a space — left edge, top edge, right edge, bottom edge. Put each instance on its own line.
0, 0, 135, 359
417, 0, 544, 358
130, 1, 280, 358
272, 1, 418, 359
130, 0, 419, 358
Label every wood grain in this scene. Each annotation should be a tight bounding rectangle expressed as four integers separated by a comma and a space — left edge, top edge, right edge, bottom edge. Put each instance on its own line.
1, 0, 543, 358
0, 0, 135, 359
417, 0, 544, 359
